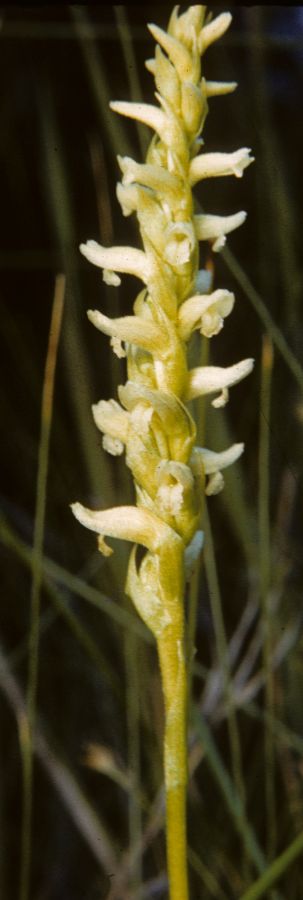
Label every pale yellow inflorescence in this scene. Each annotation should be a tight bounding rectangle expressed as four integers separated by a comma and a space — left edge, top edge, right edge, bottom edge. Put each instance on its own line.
71, 5, 254, 640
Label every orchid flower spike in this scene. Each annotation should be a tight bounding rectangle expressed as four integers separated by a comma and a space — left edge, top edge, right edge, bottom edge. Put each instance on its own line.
72, 9, 254, 895
74, 0, 254, 616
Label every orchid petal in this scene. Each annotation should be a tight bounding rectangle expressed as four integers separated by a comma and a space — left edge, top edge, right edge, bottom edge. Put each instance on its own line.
110, 100, 167, 143
194, 442, 244, 474
71, 503, 181, 556
205, 471, 225, 495
92, 399, 129, 450
199, 12, 232, 54
118, 155, 181, 201
189, 148, 254, 186
153, 45, 181, 109
186, 358, 254, 402
194, 211, 247, 251
148, 23, 199, 82
168, 6, 206, 46
205, 80, 238, 97
80, 240, 150, 283
87, 309, 167, 355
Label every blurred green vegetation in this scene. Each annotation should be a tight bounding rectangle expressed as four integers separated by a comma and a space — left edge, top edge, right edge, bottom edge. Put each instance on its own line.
0, 5, 302, 899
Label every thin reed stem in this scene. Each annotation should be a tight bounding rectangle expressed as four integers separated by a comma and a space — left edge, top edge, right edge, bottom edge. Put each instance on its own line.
19, 275, 65, 900
188, 845, 228, 900
222, 245, 303, 395
258, 335, 276, 860
125, 631, 142, 891
239, 829, 303, 900
192, 708, 266, 875
203, 505, 250, 878
0, 644, 116, 874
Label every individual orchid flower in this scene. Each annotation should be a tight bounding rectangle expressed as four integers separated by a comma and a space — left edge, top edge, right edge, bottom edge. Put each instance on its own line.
80, 240, 151, 284
199, 11, 233, 53
71, 501, 183, 562
87, 309, 168, 356
191, 442, 244, 495
92, 399, 129, 457
186, 358, 254, 405
194, 210, 247, 251
110, 98, 189, 163
178, 288, 235, 340
117, 155, 184, 209
118, 381, 196, 463
189, 148, 254, 185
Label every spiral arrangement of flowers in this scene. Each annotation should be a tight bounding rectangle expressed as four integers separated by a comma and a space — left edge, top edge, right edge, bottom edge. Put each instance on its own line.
71, 6, 254, 897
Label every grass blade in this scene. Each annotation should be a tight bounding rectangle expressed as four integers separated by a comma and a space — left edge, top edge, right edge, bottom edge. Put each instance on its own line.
258, 336, 276, 859
222, 246, 303, 395
239, 830, 303, 900
192, 706, 266, 875
0, 644, 116, 874
19, 275, 65, 900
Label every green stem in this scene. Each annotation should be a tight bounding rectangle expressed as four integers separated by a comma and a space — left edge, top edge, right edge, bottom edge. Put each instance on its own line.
158, 621, 189, 900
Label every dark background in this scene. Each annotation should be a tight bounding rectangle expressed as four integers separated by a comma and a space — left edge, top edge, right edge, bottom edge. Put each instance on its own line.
0, 6, 302, 899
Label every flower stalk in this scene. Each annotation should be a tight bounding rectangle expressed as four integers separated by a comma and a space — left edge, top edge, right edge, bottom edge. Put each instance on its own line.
72, 6, 254, 898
